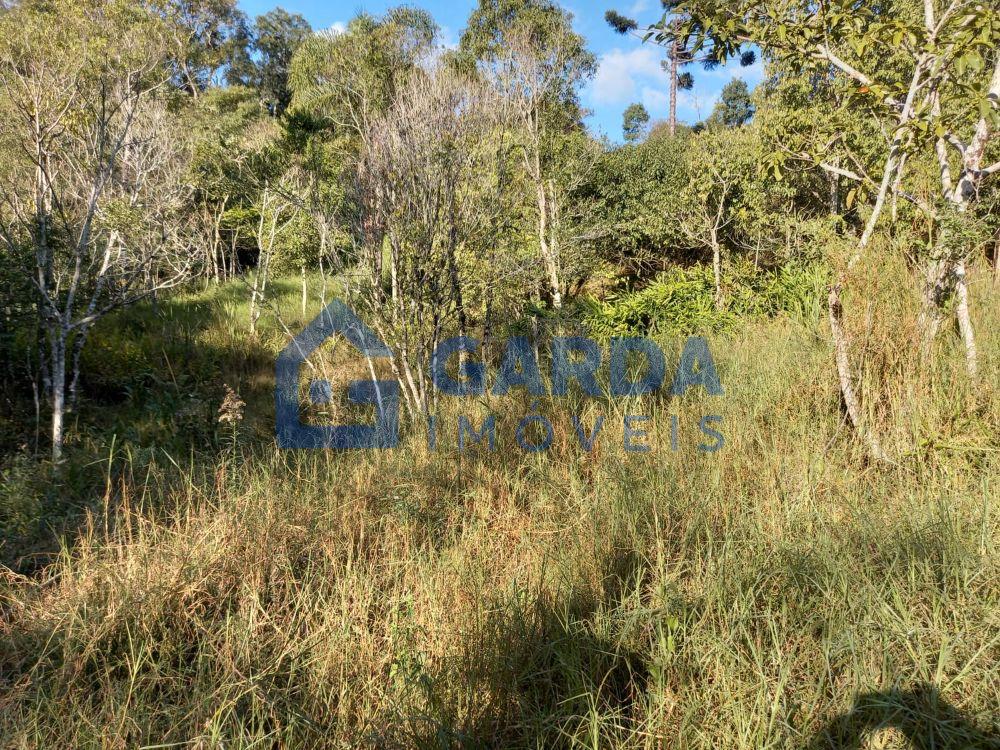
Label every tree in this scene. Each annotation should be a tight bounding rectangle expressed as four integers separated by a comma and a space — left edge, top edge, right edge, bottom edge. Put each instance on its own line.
0, 0, 196, 461
462, 0, 597, 308
155, 0, 248, 97
248, 179, 296, 334
228, 8, 312, 115
707, 79, 754, 128
575, 133, 689, 277
288, 7, 441, 309
188, 86, 269, 283
622, 102, 651, 142
357, 67, 502, 415
605, 1, 756, 136
678, 126, 767, 306
665, 0, 1000, 456
605, 5, 688, 137
279, 119, 354, 306
289, 8, 438, 147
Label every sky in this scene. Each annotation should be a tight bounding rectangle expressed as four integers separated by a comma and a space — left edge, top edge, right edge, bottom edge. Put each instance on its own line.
238, 0, 763, 142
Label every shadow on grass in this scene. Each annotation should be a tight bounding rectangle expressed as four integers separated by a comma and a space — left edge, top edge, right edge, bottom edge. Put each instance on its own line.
1, 279, 299, 571
371, 548, 657, 748
809, 684, 1000, 749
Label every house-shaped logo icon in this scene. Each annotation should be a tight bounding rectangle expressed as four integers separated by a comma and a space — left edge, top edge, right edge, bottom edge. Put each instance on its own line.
275, 300, 399, 449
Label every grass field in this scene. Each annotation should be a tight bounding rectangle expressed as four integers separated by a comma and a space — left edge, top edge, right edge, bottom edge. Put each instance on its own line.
1, 272, 998, 749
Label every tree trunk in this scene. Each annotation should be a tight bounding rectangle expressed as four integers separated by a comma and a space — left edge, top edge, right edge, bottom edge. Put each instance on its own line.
955, 262, 977, 377
922, 57, 1000, 372
49, 330, 66, 463
318, 220, 329, 304
249, 276, 260, 335
535, 173, 561, 308
68, 323, 92, 410
301, 265, 307, 318
829, 283, 883, 460
212, 197, 227, 284
710, 225, 722, 309
828, 53, 928, 460
993, 237, 999, 288
919, 258, 948, 349
828, 141, 900, 463
668, 32, 678, 137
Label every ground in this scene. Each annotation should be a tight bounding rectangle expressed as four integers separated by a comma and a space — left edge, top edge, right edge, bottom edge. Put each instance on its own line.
1, 275, 997, 748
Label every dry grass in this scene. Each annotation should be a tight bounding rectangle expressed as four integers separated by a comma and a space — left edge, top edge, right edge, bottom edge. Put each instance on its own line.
1, 269, 998, 749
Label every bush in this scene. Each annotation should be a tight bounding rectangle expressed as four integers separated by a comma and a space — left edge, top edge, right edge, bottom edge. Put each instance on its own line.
581, 261, 829, 337
0, 453, 45, 543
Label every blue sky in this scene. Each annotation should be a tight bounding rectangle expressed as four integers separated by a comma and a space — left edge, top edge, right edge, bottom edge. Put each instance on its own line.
238, 0, 763, 141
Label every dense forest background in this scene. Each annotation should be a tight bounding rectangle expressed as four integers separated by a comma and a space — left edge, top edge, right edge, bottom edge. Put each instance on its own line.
0, 0, 998, 747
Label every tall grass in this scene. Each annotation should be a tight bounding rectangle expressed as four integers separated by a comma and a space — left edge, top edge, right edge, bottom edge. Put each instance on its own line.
0, 268, 997, 749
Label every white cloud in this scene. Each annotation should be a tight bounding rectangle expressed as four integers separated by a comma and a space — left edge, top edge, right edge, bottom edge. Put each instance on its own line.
327, 21, 346, 35
590, 47, 667, 106
699, 56, 765, 86
628, 0, 651, 15
640, 86, 668, 115
588, 43, 766, 139
677, 90, 719, 121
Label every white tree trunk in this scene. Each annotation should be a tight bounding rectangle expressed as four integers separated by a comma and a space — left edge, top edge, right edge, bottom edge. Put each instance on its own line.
924, 57, 1000, 373
49, 331, 67, 463
535, 174, 561, 308
249, 271, 262, 335
955, 262, 977, 377
711, 225, 722, 309
301, 265, 307, 318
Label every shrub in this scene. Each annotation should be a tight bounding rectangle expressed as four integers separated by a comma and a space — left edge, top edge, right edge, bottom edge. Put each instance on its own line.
581, 261, 829, 337
0, 453, 44, 542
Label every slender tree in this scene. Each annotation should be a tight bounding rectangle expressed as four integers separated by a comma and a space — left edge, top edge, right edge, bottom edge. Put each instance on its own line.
605, 1, 755, 136
622, 102, 651, 142
462, 0, 597, 309
0, 0, 196, 460
710, 79, 755, 128
665, 0, 1000, 456
155, 0, 248, 97
228, 8, 312, 115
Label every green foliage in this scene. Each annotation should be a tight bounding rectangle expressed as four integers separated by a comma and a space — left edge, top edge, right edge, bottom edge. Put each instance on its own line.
702, 78, 755, 129
576, 134, 690, 275
228, 8, 312, 115
459, 0, 595, 116
288, 7, 439, 136
582, 261, 829, 336
0, 454, 44, 540
269, 209, 320, 272
152, 0, 248, 96
678, 124, 794, 263
604, 9, 637, 35
189, 86, 268, 198
605, 0, 757, 117
1, 0, 171, 84
622, 102, 650, 142
666, 0, 1000, 194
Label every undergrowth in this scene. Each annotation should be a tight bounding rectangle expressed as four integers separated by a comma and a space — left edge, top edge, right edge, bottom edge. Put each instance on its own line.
0, 268, 997, 749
